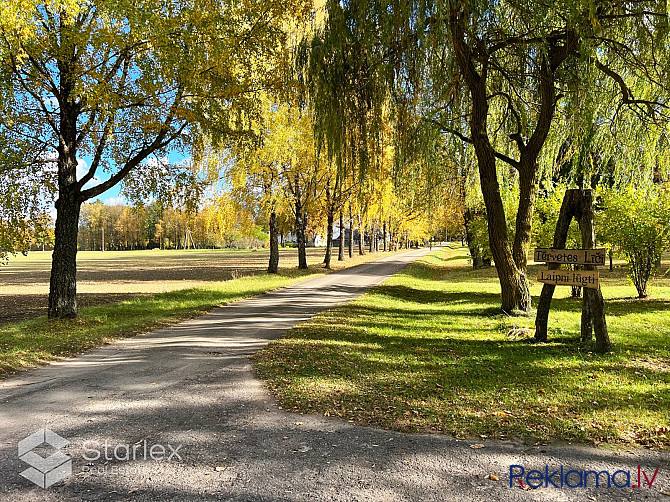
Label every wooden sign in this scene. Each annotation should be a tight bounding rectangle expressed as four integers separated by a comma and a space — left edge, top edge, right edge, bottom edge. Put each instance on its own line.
537, 269, 600, 289
534, 248, 606, 266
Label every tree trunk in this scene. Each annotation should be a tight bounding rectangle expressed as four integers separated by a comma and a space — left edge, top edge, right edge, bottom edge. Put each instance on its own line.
449, 12, 530, 313
338, 210, 344, 261
464, 208, 482, 269
48, 195, 81, 318
268, 210, 279, 273
512, 165, 538, 271
609, 249, 613, 271
295, 179, 308, 270
449, 11, 575, 314
348, 205, 353, 258
358, 215, 364, 255
324, 203, 334, 268
49, 83, 82, 319
369, 225, 373, 253
383, 221, 387, 251
297, 210, 307, 269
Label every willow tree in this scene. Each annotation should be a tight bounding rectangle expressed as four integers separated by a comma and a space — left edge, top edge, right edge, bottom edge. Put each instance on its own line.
307, 0, 669, 312
298, 0, 388, 221
0, 0, 309, 317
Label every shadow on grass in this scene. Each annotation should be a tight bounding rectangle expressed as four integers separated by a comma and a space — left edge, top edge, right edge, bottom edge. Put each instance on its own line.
372, 285, 502, 308
256, 249, 670, 446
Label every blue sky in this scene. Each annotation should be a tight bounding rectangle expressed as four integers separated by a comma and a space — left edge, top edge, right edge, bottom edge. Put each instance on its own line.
74, 151, 189, 207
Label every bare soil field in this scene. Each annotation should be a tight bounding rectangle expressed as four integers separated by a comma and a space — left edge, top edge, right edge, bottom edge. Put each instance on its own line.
0, 248, 331, 324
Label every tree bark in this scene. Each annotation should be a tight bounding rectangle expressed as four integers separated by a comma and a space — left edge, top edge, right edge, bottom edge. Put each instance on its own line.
464, 208, 482, 269
294, 179, 308, 269
512, 165, 539, 271
48, 195, 81, 318
448, 11, 576, 314
358, 215, 364, 255
609, 249, 613, 271
449, 18, 529, 312
49, 73, 82, 319
324, 204, 334, 268
324, 183, 334, 268
535, 191, 576, 342
297, 210, 307, 269
338, 210, 344, 261
348, 205, 353, 258
268, 210, 279, 273
369, 225, 373, 253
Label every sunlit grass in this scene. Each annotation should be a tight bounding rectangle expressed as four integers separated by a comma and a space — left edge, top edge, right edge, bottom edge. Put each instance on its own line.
255, 246, 670, 448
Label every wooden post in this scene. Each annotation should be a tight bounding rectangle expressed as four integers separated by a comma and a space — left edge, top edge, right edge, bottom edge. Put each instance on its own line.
535, 190, 578, 342
577, 190, 611, 352
534, 189, 610, 352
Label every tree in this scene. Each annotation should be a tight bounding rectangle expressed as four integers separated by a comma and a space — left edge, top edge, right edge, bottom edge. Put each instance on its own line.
0, 0, 309, 317
306, 0, 669, 313
599, 186, 670, 298
31, 213, 55, 251
228, 98, 321, 271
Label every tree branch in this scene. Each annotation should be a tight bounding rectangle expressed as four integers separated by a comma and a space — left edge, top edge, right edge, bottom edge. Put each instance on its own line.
79, 86, 186, 201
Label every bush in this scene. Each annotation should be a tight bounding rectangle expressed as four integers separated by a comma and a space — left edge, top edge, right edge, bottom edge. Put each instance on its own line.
598, 186, 670, 298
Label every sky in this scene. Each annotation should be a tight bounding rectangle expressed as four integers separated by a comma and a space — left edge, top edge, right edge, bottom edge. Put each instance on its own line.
77, 151, 189, 206
44, 151, 190, 218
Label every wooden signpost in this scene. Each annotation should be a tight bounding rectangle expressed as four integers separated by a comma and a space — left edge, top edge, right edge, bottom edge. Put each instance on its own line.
534, 189, 611, 353
534, 248, 605, 289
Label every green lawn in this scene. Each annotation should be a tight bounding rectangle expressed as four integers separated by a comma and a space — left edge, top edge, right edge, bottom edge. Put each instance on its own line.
255, 246, 670, 449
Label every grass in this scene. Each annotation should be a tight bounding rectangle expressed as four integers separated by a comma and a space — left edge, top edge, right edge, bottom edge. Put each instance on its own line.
254, 246, 670, 449
0, 246, 360, 324
0, 248, 394, 376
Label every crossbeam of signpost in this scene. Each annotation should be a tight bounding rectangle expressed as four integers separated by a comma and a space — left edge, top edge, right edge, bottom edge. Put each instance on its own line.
533, 248, 606, 266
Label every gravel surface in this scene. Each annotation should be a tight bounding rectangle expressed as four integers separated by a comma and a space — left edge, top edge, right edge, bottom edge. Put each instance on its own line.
0, 247, 668, 501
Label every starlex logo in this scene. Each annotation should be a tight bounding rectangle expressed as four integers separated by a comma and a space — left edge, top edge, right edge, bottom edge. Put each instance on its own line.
510, 464, 659, 489
18, 429, 72, 489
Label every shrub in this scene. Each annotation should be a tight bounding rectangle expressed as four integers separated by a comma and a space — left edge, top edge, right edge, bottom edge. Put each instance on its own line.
598, 186, 670, 298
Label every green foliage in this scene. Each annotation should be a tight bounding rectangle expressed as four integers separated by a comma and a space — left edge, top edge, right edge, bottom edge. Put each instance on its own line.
598, 186, 670, 298
465, 211, 491, 265
0, 138, 55, 262
0, 0, 311, 212
533, 186, 582, 249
